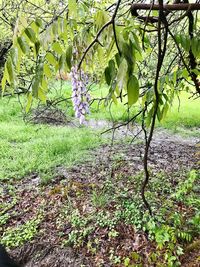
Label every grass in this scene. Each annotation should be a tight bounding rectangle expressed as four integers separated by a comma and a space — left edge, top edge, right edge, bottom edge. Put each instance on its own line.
159, 91, 200, 129
89, 84, 200, 134
44, 81, 200, 130
0, 82, 199, 181
0, 96, 106, 181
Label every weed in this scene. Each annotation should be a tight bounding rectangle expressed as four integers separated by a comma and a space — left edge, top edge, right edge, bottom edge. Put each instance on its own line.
1, 214, 42, 248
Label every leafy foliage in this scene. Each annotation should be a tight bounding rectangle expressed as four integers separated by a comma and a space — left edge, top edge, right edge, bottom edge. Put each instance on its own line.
1, 0, 199, 125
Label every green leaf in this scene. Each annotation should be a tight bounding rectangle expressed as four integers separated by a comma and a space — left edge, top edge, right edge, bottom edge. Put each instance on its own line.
146, 106, 154, 127
34, 41, 40, 57
10, 47, 18, 67
105, 67, 111, 85
35, 18, 43, 28
117, 58, 128, 91
94, 10, 109, 30
130, 32, 141, 53
112, 93, 118, 105
44, 63, 52, 78
52, 42, 63, 54
1, 68, 9, 92
52, 21, 58, 37
66, 45, 72, 70
31, 21, 39, 35
17, 37, 29, 54
68, 0, 77, 18
24, 27, 36, 43
157, 106, 162, 121
59, 54, 66, 71
115, 53, 121, 67
26, 93, 33, 113
38, 87, 47, 103
6, 58, 15, 85
108, 60, 116, 78
122, 42, 135, 74
32, 63, 43, 97
180, 35, 190, 52
191, 38, 200, 57
127, 74, 139, 106
41, 78, 48, 92
162, 103, 169, 120
46, 52, 57, 66
182, 69, 189, 79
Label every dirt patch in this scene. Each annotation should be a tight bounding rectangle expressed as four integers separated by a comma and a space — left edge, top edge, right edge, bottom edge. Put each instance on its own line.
1, 130, 199, 266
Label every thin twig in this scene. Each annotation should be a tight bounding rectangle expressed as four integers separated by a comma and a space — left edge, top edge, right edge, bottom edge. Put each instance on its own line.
78, 0, 122, 69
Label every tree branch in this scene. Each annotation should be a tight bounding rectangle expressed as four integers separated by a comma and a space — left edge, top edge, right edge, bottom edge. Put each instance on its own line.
131, 3, 200, 12
78, 0, 122, 69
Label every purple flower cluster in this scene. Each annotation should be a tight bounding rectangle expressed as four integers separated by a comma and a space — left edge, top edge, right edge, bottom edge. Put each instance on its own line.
71, 66, 90, 124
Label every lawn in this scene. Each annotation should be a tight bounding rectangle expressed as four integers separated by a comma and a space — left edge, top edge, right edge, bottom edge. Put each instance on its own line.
0, 82, 199, 181
0, 96, 106, 181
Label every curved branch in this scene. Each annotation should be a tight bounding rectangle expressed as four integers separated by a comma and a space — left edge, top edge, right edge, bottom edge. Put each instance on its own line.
78, 0, 122, 69
141, 0, 169, 216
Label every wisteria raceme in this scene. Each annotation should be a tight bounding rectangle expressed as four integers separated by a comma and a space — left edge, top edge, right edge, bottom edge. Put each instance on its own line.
71, 66, 90, 124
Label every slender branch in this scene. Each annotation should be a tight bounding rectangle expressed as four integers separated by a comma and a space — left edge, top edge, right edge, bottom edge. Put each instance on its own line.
131, 3, 200, 11
78, 0, 122, 69
184, 0, 200, 94
141, 0, 169, 215
101, 108, 145, 135
112, 20, 121, 56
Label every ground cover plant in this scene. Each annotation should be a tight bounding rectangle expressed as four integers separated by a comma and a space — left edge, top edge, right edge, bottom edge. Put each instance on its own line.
0, 129, 199, 266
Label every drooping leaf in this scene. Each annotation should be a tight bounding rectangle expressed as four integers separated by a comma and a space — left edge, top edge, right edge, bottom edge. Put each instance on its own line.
32, 63, 43, 97
1, 68, 9, 92
112, 93, 118, 105
52, 42, 63, 54
161, 103, 169, 120
191, 38, 200, 57
6, 58, 15, 85
105, 67, 111, 85
26, 93, 33, 113
31, 21, 39, 35
127, 74, 139, 106
34, 41, 41, 57
38, 87, 47, 103
46, 52, 57, 66
59, 54, 67, 71
157, 105, 162, 121
10, 47, 18, 67
115, 53, 121, 67
41, 78, 48, 92
68, 0, 77, 18
24, 27, 36, 43
35, 18, 43, 28
180, 35, 190, 52
122, 42, 134, 74
17, 36, 29, 54
94, 10, 109, 30
108, 59, 116, 79
44, 63, 52, 78
66, 45, 72, 70
116, 58, 128, 91
146, 106, 154, 127
52, 21, 58, 38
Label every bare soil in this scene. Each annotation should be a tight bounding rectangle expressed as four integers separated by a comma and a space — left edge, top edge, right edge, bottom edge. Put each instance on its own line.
1, 128, 199, 267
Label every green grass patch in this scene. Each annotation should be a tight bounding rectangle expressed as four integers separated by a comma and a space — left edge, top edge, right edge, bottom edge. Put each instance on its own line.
0, 96, 106, 181
0, 83, 199, 181
89, 85, 200, 133
159, 91, 200, 130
